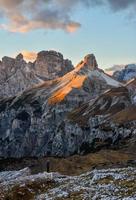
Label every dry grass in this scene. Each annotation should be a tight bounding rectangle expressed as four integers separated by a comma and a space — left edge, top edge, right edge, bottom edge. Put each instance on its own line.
3, 179, 56, 200
0, 150, 136, 200
0, 150, 136, 176
112, 106, 136, 124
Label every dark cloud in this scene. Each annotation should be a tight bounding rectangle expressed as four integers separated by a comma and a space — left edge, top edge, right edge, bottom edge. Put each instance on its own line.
81, 0, 136, 10
106, 0, 136, 11
0, 0, 135, 33
0, 0, 24, 9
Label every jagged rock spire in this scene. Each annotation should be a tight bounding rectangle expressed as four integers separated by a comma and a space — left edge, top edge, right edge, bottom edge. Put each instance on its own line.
16, 53, 24, 61
84, 54, 98, 70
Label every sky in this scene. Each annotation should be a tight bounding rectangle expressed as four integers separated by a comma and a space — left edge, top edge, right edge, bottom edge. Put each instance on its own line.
0, 0, 136, 69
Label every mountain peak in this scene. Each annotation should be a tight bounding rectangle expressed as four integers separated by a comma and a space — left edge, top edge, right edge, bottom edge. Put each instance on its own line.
35, 50, 74, 80
84, 54, 98, 70
37, 50, 63, 59
113, 63, 136, 82
0, 50, 74, 97
16, 53, 24, 61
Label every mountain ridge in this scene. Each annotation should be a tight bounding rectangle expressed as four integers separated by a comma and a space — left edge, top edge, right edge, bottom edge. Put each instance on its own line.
113, 64, 136, 82
0, 50, 74, 98
0, 52, 135, 158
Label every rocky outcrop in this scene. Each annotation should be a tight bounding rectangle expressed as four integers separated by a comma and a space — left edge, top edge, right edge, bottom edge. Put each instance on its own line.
69, 86, 136, 153
83, 54, 98, 70
126, 78, 136, 104
0, 51, 74, 97
0, 53, 134, 158
34, 51, 73, 80
113, 64, 136, 82
0, 55, 41, 98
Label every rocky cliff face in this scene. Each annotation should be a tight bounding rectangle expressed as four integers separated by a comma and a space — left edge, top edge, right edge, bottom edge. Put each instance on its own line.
125, 78, 136, 104
0, 53, 134, 159
0, 51, 73, 97
34, 51, 73, 80
69, 86, 136, 153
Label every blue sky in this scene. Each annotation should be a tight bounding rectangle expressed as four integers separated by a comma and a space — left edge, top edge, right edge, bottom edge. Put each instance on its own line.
0, 0, 136, 69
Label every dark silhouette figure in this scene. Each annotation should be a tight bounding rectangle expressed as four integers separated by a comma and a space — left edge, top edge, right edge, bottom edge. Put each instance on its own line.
46, 160, 50, 173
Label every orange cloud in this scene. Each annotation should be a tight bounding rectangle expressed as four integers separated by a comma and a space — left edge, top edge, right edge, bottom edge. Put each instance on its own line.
0, 0, 135, 34
7, 20, 80, 33
22, 50, 37, 61
0, 0, 81, 33
105, 70, 114, 76
66, 22, 80, 33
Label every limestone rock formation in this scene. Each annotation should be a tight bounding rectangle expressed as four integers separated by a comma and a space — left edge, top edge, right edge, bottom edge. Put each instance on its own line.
83, 54, 98, 70
0, 53, 134, 158
34, 51, 73, 80
0, 51, 74, 97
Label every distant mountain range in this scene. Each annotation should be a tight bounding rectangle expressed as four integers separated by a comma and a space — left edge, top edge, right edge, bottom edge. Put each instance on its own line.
113, 64, 136, 82
106, 63, 136, 81
0, 51, 135, 159
106, 64, 125, 74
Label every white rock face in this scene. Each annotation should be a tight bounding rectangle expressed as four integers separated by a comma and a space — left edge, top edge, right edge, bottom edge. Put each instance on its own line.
88, 69, 122, 87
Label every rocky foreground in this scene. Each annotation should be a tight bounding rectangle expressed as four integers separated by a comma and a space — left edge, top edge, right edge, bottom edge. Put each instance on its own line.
0, 166, 136, 200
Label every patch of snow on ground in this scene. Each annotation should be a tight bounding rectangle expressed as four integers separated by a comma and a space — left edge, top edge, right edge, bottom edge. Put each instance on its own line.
0, 167, 136, 200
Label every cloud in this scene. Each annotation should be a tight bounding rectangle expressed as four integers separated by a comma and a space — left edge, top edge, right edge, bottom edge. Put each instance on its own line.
0, 0, 136, 33
0, 0, 81, 33
21, 50, 37, 61
83, 0, 136, 10
106, 0, 136, 11
105, 64, 125, 75
0, 0, 23, 8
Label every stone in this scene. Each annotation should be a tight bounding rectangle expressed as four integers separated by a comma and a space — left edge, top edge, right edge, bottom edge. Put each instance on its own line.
16, 53, 24, 61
